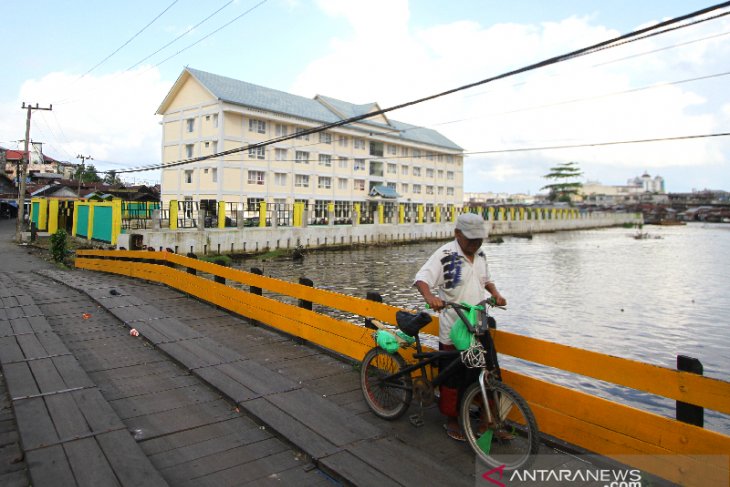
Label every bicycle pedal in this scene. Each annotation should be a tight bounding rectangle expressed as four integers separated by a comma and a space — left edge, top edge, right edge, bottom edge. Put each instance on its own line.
409, 414, 425, 427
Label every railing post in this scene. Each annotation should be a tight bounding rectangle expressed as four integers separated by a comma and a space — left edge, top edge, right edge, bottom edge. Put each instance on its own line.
249, 267, 263, 326
249, 267, 263, 296
298, 277, 314, 311
186, 252, 197, 275
366, 291, 382, 303
676, 355, 704, 427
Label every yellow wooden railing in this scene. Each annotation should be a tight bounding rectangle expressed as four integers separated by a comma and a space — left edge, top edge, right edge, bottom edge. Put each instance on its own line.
75, 250, 729, 486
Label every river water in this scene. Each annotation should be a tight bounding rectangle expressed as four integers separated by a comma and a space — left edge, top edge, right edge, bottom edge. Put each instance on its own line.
235, 222, 730, 433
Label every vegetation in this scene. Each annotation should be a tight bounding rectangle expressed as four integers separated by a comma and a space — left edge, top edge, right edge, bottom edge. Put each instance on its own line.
542, 161, 583, 203
74, 164, 102, 183
50, 229, 68, 263
103, 170, 123, 186
200, 254, 233, 266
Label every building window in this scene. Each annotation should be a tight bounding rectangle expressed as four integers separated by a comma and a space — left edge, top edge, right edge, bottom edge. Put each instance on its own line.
318, 176, 332, 189
186, 118, 195, 133
354, 179, 365, 191
413, 149, 421, 159
413, 167, 421, 177
185, 144, 194, 158
295, 127, 310, 140
338, 136, 348, 147
211, 168, 218, 183
413, 184, 421, 194
426, 185, 434, 195
275, 148, 287, 161
276, 123, 288, 136
438, 169, 444, 179
447, 187, 454, 196
401, 165, 408, 176
338, 157, 348, 169
248, 119, 266, 134
369, 141, 384, 157
248, 147, 265, 159
401, 183, 408, 193
427, 151, 434, 161
337, 178, 348, 190
354, 138, 365, 149
248, 170, 265, 185
400, 146, 409, 157
387, 163, 397, 174
354, 159, 366, 171
387, 182, 397, 191
447, 155, 454, 164
212, 114, 218, 128
295, 151, 309, 164
438, 186, 444, 195
387, 144, 397, 155
184, 170, 193, 183
275, 173, 287, 186
318, 154, 332, 167
295, 174, 309, 188
447, 171, 454, 180
247, 197, 263, 211
426, 168, 434, 178
319, 132, 332, 144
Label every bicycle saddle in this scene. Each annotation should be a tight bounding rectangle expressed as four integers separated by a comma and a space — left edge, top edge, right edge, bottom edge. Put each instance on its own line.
395, 311, 432, 337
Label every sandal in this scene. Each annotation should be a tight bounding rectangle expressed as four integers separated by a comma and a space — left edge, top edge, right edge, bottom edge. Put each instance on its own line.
443, 423, 466, 442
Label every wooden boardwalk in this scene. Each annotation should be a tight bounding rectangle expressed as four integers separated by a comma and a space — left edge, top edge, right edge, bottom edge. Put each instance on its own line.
0, 258, 674, 485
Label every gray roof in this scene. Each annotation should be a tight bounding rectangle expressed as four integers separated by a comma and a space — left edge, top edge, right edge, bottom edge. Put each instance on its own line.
370, 185, 400, 199
185, 68, 462, 151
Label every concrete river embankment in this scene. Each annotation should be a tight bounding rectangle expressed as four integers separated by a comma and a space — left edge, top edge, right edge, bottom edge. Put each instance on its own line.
121, 211, 641, 255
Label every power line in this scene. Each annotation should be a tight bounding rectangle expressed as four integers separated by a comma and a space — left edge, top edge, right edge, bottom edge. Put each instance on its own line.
149, 0, 269, 70
126, 0, 235, 72
464, 132, 730, 156
80, 0, 179, 79
113, 1, 730, 174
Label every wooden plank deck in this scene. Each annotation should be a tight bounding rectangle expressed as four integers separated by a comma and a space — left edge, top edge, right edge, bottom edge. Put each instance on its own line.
0, 259, 678, 486
3, 271, 336, 486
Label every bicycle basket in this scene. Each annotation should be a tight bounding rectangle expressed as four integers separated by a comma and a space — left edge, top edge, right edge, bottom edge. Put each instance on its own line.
375, 330, 399, 354
461, 342, 486, 368
395, 311, 432, 337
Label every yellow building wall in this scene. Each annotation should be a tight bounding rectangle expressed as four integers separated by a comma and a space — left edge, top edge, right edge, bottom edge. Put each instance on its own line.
166, 77, 215, 112
223, 168, 241, 192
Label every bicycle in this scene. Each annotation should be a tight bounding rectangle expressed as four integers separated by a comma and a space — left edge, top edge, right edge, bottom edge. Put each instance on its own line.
360, 299, 540, 470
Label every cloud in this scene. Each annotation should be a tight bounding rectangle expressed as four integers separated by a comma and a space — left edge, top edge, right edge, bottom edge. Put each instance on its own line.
293, 2, 730, 191
2, 67, 168, 180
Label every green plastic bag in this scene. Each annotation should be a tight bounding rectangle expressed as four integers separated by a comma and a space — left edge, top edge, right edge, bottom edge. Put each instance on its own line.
376, 330, 399, 354
449, 319, 473, 351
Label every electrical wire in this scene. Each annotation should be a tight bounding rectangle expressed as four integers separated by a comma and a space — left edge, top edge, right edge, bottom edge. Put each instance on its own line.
80, 0, 179, 79
463, 132, 730, 156
112, 1, 730, 174
126, 0, 235, 72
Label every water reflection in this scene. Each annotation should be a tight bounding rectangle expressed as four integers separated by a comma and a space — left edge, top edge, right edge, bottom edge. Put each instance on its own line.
234, 223, 730, 433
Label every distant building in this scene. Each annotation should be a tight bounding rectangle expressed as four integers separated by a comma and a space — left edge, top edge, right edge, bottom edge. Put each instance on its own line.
0, 146, 76, 182
581, 172, 667, 206
156, 68, 465, 217
464, 192, 539, 205
627, 172, 665, 193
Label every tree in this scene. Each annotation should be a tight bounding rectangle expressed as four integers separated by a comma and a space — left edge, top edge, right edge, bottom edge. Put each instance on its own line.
542, 161, 583, 203
74, 163, 102, 183
103, 170, 123, 186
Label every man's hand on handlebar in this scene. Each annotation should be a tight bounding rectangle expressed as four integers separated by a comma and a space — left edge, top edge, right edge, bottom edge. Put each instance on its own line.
425, 294, 446, 312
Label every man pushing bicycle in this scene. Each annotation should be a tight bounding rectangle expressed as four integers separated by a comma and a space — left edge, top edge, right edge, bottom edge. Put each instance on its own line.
414, 212, 507, 442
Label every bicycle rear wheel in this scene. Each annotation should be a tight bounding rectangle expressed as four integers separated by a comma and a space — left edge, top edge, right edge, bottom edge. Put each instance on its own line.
460, 378, 539, 470
360, 347, 413, 420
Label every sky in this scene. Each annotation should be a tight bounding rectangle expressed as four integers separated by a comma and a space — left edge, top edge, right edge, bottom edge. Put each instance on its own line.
1, 0, 729, 194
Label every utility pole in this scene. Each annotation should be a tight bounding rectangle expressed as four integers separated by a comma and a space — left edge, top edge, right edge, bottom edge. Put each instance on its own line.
16, 102, 52, 242
76, 154, 93, 197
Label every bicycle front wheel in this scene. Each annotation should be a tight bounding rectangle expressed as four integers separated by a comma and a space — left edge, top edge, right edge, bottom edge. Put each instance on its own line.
460, 378, 539, 470
360, 347, 413, 420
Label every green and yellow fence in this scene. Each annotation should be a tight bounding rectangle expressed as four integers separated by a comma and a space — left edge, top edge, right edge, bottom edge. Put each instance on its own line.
73, 200, 123, 245
75, 250, 729, 486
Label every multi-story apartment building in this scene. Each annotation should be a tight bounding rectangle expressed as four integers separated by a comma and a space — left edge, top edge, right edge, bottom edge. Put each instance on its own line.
156, 68, 464, 221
